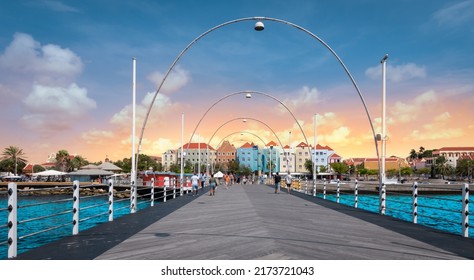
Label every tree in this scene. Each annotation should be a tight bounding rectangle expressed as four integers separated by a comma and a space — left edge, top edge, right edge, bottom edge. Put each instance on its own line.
330, 162, 350, 178
55, 150, 72, 172
418, 146, 425, 159
435, 156, 451, 179
304, 159, 313, 174
409, 149, 418, 160
1, 146, 28, 175
71, 155, 89, 171
456, 158, 474, 179
227, 160, 240, 174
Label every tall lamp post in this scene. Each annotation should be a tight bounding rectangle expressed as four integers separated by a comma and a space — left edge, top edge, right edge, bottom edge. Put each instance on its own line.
313, 113, 317, 196
380, 54, 388, 215
130, 58, 137, 214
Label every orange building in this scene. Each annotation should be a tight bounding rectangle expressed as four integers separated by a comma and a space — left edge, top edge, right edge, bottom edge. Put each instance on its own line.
216, 140, 237, 169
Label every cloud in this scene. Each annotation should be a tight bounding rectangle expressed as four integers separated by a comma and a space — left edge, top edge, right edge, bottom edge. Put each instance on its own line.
408, 128, 464, 141
391, 90, 437, 123
151, 138, 181, 154
365, 63, 426, 82
321, 127, 352, 145
0, 33, 83, 85
82, 129, 115, 144
20, 83, 96, 132
23, 83, 96, 116
147, 65, 190, 94
404, 111, 464, 141
433, 0, 474, 27
110, 91, 175, 128
281, 86, 322, 111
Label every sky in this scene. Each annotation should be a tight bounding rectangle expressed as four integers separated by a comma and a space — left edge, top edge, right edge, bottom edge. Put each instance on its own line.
0, 0, 473, 164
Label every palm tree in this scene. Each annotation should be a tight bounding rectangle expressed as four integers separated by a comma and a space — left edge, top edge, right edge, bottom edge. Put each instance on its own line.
409, 149, 418, 160
55, 150, 71, 172
1, 146, 27, 175
435, 156, 450, 180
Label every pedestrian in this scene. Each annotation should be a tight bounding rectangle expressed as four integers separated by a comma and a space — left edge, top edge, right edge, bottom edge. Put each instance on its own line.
200, 172, 206, 189
209, 173, 217, 196
285, 171, 292, 194
191, 172, 200, 196
274, 172, 281, 194
224, 173, 230, 189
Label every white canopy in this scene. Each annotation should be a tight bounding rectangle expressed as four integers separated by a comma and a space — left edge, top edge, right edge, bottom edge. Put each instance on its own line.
214, 171, 224, 178
33, 170, 67, 176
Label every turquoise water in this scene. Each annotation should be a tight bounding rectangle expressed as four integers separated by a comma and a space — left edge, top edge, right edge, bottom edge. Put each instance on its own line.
321, 192, 472, 237
0, 195, 151, 259
1, 192, 472, 259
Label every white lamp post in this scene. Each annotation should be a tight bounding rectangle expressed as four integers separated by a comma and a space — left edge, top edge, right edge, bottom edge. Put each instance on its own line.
380, 53, 388, 215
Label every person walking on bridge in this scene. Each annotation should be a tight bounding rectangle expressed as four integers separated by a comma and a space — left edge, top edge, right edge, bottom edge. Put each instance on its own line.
191, 172, 200, 196
274, 172, 281, 194
285, 171, 292, 194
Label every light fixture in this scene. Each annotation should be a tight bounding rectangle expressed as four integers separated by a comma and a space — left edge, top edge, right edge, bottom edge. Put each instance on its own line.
254, 21, 264, 31
245, 93, 252, 98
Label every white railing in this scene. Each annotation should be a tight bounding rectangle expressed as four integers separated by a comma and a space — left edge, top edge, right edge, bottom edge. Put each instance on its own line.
295, 179, 470, 238
1, 177, 186, 259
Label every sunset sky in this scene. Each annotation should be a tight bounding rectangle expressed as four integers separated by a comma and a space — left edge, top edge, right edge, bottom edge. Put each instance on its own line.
1, 0, 473, 164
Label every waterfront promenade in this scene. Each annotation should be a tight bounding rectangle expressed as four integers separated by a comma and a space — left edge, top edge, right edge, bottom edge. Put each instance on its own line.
15, 183, 474, 260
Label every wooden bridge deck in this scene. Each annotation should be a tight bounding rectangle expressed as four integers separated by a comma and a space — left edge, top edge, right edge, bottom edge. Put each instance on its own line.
15, 183, 474, 260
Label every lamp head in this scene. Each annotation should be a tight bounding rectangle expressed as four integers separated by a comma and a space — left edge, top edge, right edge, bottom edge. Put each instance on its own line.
245, 93, 252, 98
254, 21, 264, 31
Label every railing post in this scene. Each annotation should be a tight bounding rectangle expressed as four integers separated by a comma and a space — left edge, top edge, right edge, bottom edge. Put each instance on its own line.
379, 183, 386, 215
304, 178, 308, 194
130, 177, 136, 213
150, 178, 155, 206
108, 179, 114, 222
164, 177, 168, 203
313, 176, 316, 197
72, 180, 80, 235
354, 179, 358, 208
462, 183, 469, 238
7, 182, 17, 259
323, 178, 327, 199
412, 181, 418, 224
336, 179, 340, 203
173, 177, 176, 199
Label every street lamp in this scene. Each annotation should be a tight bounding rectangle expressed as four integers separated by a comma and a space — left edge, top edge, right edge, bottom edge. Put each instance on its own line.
380, 53, 388, 215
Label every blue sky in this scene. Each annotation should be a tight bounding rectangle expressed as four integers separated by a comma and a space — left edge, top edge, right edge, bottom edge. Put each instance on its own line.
1, 0, 473, 163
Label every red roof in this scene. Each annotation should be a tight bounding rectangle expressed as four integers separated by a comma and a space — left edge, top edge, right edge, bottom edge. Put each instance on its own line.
296, 142, 308, 148
330, 153, 341, 158
240, 142, 255, 148
266, 141, 278, 147
437, 147, 474, 151
181, 143, 215, 150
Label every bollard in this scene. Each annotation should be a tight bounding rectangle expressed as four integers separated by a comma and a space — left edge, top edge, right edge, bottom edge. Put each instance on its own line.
336, 179, 340, 203
108, 179, 114, 222
164, 177, 168, 203
150, 178, 155, 206
313, 177, 316, 197
304, 178, 308, 194
354, 180, 358, 208
412, 182, 418, 224
72, 180, 80, 235
462, 183, 469, 238
173, 177, 176, 199
7, 183, 17, 259
323, 178, 327, 199
130, 178, 136, 213
380, 183, 386, 215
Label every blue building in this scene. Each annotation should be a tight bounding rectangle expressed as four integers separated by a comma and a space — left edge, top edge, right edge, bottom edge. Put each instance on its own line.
236, 142, 261, 173
262, 141, 280, 175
